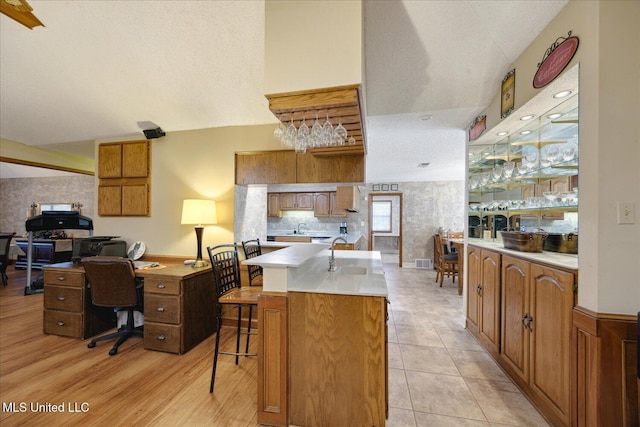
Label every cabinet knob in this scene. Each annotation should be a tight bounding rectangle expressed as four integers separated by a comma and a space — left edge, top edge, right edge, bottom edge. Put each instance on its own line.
156, 307, 165, 312
57, 321, 65, 326
57, 296, 66, 301
57, 276, 65, 281
156, 283, 166, 289
157, 335, 166, 340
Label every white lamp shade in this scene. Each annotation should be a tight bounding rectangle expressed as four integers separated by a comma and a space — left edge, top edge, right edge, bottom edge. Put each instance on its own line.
181, 199, 217, 225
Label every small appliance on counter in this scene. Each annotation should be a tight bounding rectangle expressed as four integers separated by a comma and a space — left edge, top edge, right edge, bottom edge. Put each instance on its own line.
339, 222, 348, 235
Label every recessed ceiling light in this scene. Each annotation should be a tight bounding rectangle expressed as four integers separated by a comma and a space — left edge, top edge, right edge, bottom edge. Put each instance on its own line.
496, 131, 508, 136
419, 115, 432, 121
417, 162, 430, 168
520, 130, 532, 135
547, 113, 563, 119
520, 114, 535, 121
553, 90, 573, 98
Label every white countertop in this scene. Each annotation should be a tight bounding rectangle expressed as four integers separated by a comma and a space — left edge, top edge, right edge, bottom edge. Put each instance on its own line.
468, 239, 578, 270
242, 244, 388, 297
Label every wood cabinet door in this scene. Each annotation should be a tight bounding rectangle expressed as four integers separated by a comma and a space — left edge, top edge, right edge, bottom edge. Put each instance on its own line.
267, 193, 281, 217
330, 192, 348, 217
466, 246, 481, 332
122, 184, 149, 216
314, 192, 331, 217
479, 249, 501, 354
500, 255, 530, 383
296, 193, 314, 209
98, 144, 122, 178
122, 141, 149, 177
279, 193, 296, 210
235, 151, 296, 185
529, 263, 574, 425
98, 185, 122, 216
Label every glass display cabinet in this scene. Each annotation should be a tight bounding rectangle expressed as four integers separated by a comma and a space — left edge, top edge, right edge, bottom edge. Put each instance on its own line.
468, 94, 579, 238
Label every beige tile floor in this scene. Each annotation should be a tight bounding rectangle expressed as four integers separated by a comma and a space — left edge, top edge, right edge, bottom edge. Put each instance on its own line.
382, 256, 550, 427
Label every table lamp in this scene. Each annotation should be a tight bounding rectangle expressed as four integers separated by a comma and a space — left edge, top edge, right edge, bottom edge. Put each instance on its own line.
181, 199, 217, 267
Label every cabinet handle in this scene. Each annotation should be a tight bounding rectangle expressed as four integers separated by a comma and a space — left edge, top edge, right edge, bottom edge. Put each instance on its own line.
157, 335, 166, 340
522, 313, 529, 326
57, 321, 65, 326
57, 276, 66, 281
477, 285, 482, 296
526, 316, 534, 331
156, 283, 166, 289
57, 296, 66, 301
156, 307, 165, 312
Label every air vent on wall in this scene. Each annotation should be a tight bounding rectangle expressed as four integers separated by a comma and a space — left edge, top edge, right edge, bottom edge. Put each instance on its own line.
415, 259, 432, 269
417, 162, 431, 168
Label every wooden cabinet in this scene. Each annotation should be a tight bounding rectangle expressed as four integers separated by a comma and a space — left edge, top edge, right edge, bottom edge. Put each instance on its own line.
332, 236, 364, 250
465, 246, 501, 355
42, 265, 114, 339
15, 239, 73, 269
314, 192, 348, 218
279, 193, 313, 210
142, 269, 215, 354
289, 291, 387, 426
296, 153, 365, 183
98, 140, 151, 216
267, 193, 281, 217
335, 186, 361, 212
235, 150, 297, 185
501, 255, 575, 426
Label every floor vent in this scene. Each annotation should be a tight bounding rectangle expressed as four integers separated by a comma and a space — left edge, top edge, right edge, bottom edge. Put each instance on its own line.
415, 259, 432, 269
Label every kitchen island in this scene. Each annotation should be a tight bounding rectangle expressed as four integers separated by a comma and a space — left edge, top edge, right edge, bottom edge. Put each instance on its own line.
244, 244, 388, 427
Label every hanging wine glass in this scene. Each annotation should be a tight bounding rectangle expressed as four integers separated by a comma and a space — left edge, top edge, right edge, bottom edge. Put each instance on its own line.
310, 115, 322, 148
333, 120, 347, 145
283, 119, 297, 148
273, 121, 284, 142
297, 117, 310, 149
321, 115, 333, 147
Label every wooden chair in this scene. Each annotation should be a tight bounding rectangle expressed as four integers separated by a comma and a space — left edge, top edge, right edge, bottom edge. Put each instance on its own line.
434, 234, 459, 287
82, 256, 144, 356
0, 232, 16, 286
207, 243, 262, 393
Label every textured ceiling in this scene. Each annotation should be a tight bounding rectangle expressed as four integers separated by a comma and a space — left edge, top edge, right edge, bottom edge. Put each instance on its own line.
0, 0, 568, 180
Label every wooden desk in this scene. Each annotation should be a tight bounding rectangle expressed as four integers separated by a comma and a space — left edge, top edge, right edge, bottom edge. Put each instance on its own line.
42, 262, 215, 354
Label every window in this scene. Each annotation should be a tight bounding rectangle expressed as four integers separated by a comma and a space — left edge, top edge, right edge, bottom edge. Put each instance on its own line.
371, 201, 392, 233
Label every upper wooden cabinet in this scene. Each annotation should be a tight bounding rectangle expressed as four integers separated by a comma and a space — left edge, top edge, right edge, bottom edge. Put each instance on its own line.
335, 186, 361, 212
314, 192, 348, 218
279, 193, 313, 210
97, 140, 151, 216
235, 150, 364, 185
235, 151, 296, 185
265, 85, 367, 157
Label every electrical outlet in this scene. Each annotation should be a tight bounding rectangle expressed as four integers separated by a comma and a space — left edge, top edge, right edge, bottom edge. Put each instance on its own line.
617, 202, 635, 224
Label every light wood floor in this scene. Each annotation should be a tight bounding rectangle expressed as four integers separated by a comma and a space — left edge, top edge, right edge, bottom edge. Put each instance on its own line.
0, 266, 259, 427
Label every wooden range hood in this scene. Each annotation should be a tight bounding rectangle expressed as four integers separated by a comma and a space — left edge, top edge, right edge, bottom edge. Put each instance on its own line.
265, 84, 366, 157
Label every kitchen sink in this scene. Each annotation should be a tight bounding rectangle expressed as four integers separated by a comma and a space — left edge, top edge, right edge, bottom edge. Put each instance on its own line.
338, 266, 368, 275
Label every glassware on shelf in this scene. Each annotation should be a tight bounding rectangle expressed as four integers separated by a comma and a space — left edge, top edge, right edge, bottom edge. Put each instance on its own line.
503, 161, 515, 179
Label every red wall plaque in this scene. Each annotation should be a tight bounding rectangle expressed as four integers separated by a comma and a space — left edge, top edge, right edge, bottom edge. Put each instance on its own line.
533, 35, 579, 88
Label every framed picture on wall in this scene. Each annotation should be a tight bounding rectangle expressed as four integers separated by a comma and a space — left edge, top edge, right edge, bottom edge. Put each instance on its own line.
390, 184, 398, 191
501, 69, 515, 119
372, 184, 380, 191
381, 184, 389, 191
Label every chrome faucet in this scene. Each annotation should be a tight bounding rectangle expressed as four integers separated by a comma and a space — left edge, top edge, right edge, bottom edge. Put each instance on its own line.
297, 223, 308, 234
328, 237, 347, 271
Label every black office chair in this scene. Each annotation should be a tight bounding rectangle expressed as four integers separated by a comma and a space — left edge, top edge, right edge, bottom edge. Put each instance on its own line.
207, 243, 261, 393
82, 256, 144, 356
0, 232, 16, 286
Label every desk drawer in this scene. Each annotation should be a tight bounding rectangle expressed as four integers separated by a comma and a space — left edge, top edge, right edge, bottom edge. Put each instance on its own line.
144, 278, 181, 295
44, 270, 85, 288
44, 285, 83, 312
43, 309, 83, 338
145, 294, 181, 324
144, 322, 182, 354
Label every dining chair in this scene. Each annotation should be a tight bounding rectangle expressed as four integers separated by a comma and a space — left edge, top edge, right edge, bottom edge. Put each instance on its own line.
207, 243, 262, 393
0, 232, 16, 286
434, 234, 459, 287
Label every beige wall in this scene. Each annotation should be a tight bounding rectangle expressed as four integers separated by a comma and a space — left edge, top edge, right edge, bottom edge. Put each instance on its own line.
0, 138, 94, 174
264, 0, 363, 94
92, 124, 281, 258
476, 0, 640, 314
